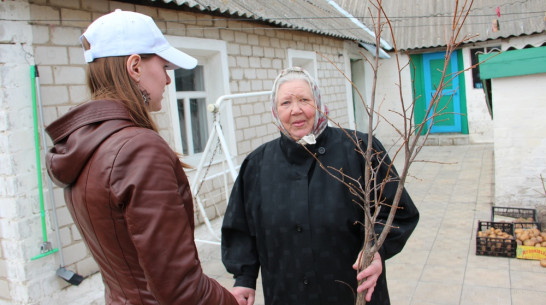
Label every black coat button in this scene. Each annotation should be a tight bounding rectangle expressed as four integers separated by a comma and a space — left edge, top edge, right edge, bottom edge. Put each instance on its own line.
318, 147, 326, 154
296, 225, 303, 232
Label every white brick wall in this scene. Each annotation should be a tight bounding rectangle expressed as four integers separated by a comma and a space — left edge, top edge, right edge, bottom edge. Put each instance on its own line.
1, 0, 357, 303
1, 1, 43, 303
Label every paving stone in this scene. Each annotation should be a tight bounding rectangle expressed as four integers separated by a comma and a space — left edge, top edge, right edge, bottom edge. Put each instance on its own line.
195, 144, 546, 304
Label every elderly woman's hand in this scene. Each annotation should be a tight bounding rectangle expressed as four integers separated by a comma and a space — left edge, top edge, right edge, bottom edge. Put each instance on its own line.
352, 251, 382, 302
231, 286, 255, 305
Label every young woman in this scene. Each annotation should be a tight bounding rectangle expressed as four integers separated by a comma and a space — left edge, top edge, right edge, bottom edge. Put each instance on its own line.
45, 10, 240, 305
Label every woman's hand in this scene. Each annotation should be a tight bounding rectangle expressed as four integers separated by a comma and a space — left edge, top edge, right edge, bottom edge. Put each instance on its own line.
352, 251, 382, 302
231, 286, 256, 305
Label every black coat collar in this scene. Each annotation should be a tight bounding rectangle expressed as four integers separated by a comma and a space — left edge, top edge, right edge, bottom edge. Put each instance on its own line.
279, 127, 330, 164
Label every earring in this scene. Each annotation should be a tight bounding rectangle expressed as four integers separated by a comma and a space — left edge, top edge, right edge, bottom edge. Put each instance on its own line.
141, 89, 151, 106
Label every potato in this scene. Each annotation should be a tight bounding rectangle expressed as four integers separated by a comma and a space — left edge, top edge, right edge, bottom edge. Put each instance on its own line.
514, 228, 546, 247
523, 239, 536, 246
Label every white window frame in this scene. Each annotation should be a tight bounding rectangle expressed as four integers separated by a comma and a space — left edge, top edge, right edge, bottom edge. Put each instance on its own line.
287, 49, 318, 81
287, 49, 332, 128
177, 88, 208, 155
166, 36, 235, 165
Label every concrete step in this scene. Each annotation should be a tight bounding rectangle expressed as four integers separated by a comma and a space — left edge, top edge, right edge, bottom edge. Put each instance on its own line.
422, 134, 470, 146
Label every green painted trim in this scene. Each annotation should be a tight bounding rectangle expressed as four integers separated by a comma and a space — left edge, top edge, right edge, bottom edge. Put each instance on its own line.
478, 46, 546, 79
411, 50, 468, 135
31, 248, 58, 261
410, 54, 426, 135
456, 50, 469, 135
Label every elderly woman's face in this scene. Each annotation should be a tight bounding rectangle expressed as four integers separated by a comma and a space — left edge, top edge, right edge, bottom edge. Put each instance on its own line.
276, 79, 316, 140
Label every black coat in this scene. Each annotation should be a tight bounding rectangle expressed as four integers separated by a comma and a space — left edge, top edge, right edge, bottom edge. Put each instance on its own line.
222, 127, 419, 305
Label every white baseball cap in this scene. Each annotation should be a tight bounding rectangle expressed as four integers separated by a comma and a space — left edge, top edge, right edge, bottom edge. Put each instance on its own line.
81, 9, 197, 70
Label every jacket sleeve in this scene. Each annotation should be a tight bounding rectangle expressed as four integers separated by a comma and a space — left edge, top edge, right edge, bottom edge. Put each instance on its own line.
110, 132, 238, 305
367, 135, 420, 260
221, 156, 260, 289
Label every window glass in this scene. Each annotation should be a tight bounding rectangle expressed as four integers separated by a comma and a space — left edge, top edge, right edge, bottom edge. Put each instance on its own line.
177, 99, 188, 154
175, 66, 204, 91
175, 65, 208, 155
190, 98, 208, 153
470, 46, 499, 89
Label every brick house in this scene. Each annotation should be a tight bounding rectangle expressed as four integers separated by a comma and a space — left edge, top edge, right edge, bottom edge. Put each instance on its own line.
1, 0, 387, 303
1, 0, 545, 304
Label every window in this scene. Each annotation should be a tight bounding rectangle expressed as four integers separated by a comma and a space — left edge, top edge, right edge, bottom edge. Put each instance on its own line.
174, 66, 209, 155
287, 49, 318, 80
470, 46, 500, 89
166, 36, 234, 164
470, 46, 498, 119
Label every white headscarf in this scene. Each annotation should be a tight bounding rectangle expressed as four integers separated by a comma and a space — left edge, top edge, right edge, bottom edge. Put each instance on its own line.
271, 67, 329, 144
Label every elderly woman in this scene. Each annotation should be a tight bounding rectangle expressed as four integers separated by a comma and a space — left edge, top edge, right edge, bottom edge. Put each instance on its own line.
221, 67, 419, 305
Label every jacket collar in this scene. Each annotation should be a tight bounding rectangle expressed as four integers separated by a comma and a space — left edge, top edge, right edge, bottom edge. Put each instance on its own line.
46, 100, 132, 144
45, 100, 135, 187
279, 126, 330, 164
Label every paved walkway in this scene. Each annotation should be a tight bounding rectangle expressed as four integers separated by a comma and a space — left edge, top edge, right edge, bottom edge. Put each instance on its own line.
195, 143, 546, 305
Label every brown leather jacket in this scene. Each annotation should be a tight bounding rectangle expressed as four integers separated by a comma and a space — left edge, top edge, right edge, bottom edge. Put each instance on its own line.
45, 100, 238, 305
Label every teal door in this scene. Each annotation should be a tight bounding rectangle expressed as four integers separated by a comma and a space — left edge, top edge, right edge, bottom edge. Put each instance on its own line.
422, 52, 462, 133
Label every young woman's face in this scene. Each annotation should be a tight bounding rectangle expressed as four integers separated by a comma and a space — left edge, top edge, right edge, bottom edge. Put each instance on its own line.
138, 55, 171, 111
276, 79, 316, 140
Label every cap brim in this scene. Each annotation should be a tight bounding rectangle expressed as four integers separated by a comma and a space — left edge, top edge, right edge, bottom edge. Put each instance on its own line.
157, 47, 198, 70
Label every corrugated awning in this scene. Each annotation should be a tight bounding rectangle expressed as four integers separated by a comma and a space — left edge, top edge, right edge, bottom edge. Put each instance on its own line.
335, 0, 546, 50
147, 0, 378, 45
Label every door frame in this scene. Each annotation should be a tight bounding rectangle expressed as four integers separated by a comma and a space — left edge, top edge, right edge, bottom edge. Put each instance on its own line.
410, 50, 469, 135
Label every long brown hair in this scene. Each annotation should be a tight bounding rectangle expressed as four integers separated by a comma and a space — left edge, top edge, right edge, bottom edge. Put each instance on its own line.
82, 37, 157, 132
82, 38, 191, 168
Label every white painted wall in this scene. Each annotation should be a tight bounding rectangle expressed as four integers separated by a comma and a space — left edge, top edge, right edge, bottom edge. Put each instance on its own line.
462, 48, 494, 144
492, 73, 546, 208
368, 53, 414, 149
0, 1, 106, 304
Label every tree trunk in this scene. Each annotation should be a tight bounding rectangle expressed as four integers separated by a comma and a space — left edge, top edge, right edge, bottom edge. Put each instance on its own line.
355, 247, 375, 305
